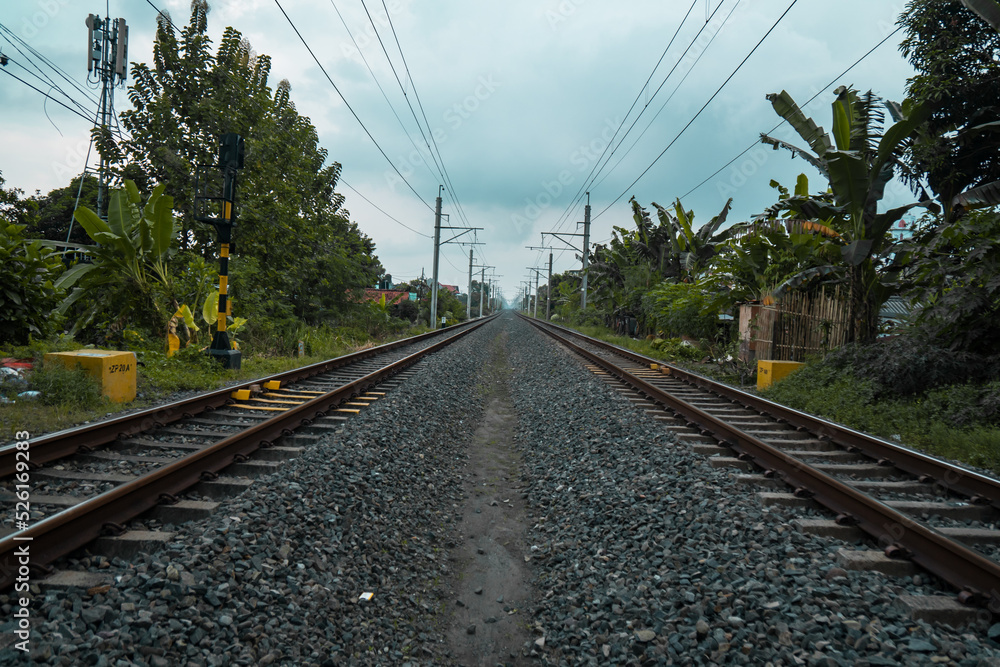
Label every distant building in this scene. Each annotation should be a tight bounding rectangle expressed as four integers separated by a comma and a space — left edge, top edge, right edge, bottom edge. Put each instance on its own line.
892, 213, 919, 242
440, 284, 460, 295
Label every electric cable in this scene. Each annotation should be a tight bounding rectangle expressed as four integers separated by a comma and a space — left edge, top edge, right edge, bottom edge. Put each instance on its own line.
146, 0, 424, 247
328, 0, 441, 185
273, 0, 434, 211
679, 24, 904, 199
595, 0, 801, 220
376, 0, 475, 232
551, 0, 717, 235
590, 0, 742, 192
339, 176, 431, 238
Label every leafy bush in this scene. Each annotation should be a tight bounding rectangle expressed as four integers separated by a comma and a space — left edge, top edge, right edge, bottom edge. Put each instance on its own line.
820, 337, 998, 397
0, 223, 65, 344
902, 210, 1000, 354
29, 363, 103, 406
651, 337, 705, 361
922, 381, 1000, 429
644, 281, 719, 340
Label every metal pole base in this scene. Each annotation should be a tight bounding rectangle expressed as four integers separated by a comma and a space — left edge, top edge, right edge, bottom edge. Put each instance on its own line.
209, 331, 240, 369
207, 348, 242, 369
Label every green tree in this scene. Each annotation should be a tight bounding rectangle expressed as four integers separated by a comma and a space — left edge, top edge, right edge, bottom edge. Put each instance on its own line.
0, 172, 38, 228
0, 173, 65, 343
55, 181, 189, 336
899, 0, 1000, 219
588, 197, 732, 332
901, 210, 1000, 353
760, 86, 938, 343
107, 2, 382, 329
25, 175, 98, 245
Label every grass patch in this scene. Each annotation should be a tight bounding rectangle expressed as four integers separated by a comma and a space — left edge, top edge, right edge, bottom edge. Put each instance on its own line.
765, 361, 1000, 473
566, 324, 705, 364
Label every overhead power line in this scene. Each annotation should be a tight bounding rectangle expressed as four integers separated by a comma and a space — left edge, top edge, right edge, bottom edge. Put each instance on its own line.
340, 176, 431, 238
328, 0, 440, 186
590, 0, 743, 193
679, 25, 905, 200
273, 0, 434, 211
595, 0, 801, 220
375, 0, 474, 231
548, 0, 702, 237
0, 67, 95, 124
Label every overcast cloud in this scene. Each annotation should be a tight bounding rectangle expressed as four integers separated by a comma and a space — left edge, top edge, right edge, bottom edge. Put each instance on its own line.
1, 0, 918, 302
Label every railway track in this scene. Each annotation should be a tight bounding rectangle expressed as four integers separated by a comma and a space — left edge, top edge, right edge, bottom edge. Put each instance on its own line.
0, 316, 496, 589
521, 314, 1000, 620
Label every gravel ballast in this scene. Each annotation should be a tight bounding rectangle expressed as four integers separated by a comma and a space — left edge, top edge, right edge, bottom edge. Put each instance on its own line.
3, 313, 1000, 665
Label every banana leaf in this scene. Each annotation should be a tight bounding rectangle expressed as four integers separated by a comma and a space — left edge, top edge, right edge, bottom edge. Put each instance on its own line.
72, 206, 111, 240
952, 180, 1000, 210
766, 90, 834, 157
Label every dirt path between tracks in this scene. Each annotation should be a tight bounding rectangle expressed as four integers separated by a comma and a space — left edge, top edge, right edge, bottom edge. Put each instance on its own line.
444, 332, 533, 666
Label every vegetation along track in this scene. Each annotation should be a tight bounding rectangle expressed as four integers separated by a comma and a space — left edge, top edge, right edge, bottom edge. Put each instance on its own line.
0, 316, 497, 589
520, 314, 1000, 620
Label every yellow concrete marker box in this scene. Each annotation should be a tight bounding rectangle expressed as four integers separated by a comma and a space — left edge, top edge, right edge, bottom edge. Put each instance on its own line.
44, 350, 137, 402
757, 360, 804, 391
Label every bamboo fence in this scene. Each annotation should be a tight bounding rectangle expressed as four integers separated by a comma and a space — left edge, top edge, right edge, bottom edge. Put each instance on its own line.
739, 285, 850, 362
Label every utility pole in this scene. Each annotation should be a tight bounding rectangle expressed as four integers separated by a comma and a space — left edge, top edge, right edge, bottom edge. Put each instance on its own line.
547, 251, 553, 319
542, 192, 591, 315
467, 248, 473, 320
471, 263, 492, 317
86, 12, 128, 219
581, 192, 591, 310
430, 187, 442, 329
526, 267, 546, 318
526, 244, 556, 320
534, 270, 539, 318
429, 186, 482, 329
479, 267, 485, 317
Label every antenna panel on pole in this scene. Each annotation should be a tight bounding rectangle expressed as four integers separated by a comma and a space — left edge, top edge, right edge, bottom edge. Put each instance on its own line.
85, 14, 99, 72
114, 19, 128, 80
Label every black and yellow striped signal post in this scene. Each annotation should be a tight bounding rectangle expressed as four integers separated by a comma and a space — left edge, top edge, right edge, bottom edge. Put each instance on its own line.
207, 133, 244, 369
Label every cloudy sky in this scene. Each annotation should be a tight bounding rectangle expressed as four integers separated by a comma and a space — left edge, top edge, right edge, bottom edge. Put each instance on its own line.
1, 0, 919, 303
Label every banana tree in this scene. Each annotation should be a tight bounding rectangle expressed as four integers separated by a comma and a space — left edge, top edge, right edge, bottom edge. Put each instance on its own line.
760, 86, 940, 343
650, 197, 734, 282
49, 180, 178, 333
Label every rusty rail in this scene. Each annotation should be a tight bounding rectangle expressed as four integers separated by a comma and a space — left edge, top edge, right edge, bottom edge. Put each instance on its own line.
0, 317, 490, 477
531, 317, 1000, 507
523, 315, 1000, 611
0, 316, 493, 589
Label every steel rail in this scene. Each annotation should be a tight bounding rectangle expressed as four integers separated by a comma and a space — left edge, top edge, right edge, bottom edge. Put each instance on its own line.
523, 315, 1000, 610
529, 317, 1000, 508
0, 316, 492, 589
0, 316, 495, 477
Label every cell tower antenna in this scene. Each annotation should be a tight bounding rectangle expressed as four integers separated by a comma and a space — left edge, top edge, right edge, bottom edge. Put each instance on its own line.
85, 12, 128, 219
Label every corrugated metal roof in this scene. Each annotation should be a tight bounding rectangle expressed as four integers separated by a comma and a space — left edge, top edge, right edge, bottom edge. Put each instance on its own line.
880, 296, 912, 318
